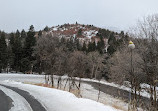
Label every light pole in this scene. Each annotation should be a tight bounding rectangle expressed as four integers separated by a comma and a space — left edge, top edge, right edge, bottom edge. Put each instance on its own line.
128, 40, 135, 111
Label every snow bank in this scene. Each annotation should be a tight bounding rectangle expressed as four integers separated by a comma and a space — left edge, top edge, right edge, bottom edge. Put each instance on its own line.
0, 73, 45, 83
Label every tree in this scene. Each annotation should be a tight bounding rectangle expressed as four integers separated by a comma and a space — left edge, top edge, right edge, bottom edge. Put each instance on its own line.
0, 32, 7, 72
21, 29, 27, 47
96, 37, 104, 54
8, 33, 15, 70
12, 30, 23, 72
67, 51, 91, 94
107, 32, 117, 55
38, 30, 42, 37
77, 29, 82, 36
133, 14, 158, 110
34, 34, 68, 86
88, 51, 104, 79
108, 46, 144, 109
23, 25, 36, 72
87, 42, 96, 52
21, 29, 27, 38
44, 26, 49, 32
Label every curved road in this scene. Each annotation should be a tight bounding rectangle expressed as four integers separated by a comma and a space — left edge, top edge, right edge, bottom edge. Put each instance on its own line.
0, 84, 46, 111
85, 81, 150, 110
0, 74, 151, 110
0, 89, 12, 111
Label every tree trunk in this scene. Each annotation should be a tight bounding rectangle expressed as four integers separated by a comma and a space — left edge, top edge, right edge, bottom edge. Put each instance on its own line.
51, 74, 54, 87
97, 80, 101, 102
153, 82, 157, 110
64, 78, 69, 90
91, 65, 95, 78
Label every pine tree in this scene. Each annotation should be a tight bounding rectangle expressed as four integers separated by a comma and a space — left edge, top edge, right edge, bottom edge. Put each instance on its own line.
21, 29, 27, 38
77, 29, 82, 36
66, 37, 75, 52
12, 30, 23, 72
82, 42, 87, 52
44, 26, 49, 32
22, 25, 36, 72
9, 33, 15, 46
88, 41, 96, 52
108, 32, 118, 55
24, 25, 36, 59
96, 37, 104, 54
0, 32, 7, 72
8, 33, 15, 70
21, 29, 27, 47
38, 30, 42, 37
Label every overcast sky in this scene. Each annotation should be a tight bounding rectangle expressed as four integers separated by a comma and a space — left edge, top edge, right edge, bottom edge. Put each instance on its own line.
0, 0, 158, 32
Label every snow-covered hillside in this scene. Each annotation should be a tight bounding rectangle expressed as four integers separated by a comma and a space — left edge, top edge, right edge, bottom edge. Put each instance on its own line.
38, 24, 110, 46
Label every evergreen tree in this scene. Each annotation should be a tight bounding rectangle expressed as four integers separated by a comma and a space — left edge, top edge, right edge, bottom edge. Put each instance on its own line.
7, 44, 14, 72
77, 29, 82, 36
44, 26, 49, 32
9, 33, 15, 46
24, 25, 36, 59
108, 32, 118, 55
87, 42, 96, 52
21, 29, 27, 47
38, 30, 42, 37
0, 32, 7, 72
82, 42, 87, 52
66, 37, 75, 52
96, 37, 104, 54
12, 30, 23, 72
15, 30, 20, 38
21, 29, 27, 38
8, 33, 15, 70
21, 58, 31, 73
22, 25, 36, 72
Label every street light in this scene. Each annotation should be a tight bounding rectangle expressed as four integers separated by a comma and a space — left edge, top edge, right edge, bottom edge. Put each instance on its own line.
128, 40, 135, 111
128, 41, 135, 49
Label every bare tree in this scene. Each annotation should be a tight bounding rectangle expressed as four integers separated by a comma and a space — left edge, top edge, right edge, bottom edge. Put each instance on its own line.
88, 51, 104, 79
133, 14, 158, 110
108, 44, 145, 110
34, 34, 66, 86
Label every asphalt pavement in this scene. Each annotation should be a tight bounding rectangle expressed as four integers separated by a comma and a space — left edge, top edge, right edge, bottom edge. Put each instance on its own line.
0, 84, 46, 111
84, 81, 150, 110
0, 88, 12, 111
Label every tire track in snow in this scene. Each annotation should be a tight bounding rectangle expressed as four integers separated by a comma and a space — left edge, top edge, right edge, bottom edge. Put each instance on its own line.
0, 87, 12, 111
1, 84, 46, 111
0, 85, 32, 111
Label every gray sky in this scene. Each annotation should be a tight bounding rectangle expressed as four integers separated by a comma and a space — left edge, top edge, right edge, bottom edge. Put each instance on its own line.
0, 0, 158, 32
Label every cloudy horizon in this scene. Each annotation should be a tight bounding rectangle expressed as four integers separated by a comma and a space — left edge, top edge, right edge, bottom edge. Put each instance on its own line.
0, 0, 158, 32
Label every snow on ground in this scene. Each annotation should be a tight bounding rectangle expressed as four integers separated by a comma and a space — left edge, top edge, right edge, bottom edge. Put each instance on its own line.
1, 73, 152, 110
0, 85, 32, 111
0, 73, 129, 110
0, 73, 45, 84
0, 80, 121, 111
70, 76, 152, 99
80, 83, 128, 111
83, 30, 98, 38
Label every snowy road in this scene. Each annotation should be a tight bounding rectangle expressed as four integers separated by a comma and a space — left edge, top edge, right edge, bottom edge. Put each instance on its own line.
0, 73, 120, 111
0, 87, 12, 111
0, 84, 46, 111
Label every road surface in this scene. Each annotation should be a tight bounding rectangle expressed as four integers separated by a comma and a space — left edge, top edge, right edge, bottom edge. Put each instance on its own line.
0, 89, 12, 111
85, 81, 150, 110
0, 84, 46, 111
0, 74, 150, 110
